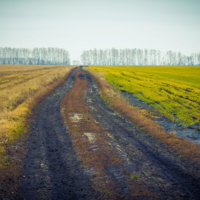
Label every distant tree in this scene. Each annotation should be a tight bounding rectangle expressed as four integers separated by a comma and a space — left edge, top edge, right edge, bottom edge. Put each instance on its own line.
144, 49, 149, 65
157, 50, 161, 65
198, 52, 200, 66
177, 52, 182, 65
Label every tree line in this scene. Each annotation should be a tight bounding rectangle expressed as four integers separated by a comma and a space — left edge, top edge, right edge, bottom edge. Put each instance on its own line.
0, 47, 70, 65
81, 48, 200, 66
1, 47, 200, 66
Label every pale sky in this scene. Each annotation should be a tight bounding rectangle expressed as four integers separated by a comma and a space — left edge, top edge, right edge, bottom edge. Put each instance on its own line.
0, 0, 199, 61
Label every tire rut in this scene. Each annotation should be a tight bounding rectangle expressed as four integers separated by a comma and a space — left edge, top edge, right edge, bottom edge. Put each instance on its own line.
17, 69, 98, 200
83, 68, 200, 200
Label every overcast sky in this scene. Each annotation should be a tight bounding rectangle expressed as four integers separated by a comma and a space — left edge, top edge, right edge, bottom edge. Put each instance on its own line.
0, 0, 199, 61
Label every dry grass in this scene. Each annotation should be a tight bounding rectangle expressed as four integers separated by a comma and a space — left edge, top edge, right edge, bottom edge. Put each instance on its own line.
61, 69, 155, 199
0, 64, 75, 198
0, 64, 75, 167
85, 68, 200, 167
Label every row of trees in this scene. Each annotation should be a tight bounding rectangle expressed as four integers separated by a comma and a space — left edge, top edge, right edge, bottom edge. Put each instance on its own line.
1, 47, 199, 66
81, 48, 200, 66
0, 47, 70, 65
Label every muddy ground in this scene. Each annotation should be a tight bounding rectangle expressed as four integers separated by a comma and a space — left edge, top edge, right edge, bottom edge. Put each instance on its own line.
3, 67, 200, 199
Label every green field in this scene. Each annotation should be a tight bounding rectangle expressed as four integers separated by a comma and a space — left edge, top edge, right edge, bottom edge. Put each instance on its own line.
88, 65, 200, 126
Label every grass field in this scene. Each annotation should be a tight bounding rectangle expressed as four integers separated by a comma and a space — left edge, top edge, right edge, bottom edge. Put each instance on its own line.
0, 65, 73, 167
88, 65, 200, 127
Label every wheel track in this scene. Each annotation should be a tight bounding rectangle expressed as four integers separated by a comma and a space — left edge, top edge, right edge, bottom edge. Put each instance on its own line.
17, 68, 98, 200
83, 68, 200, 200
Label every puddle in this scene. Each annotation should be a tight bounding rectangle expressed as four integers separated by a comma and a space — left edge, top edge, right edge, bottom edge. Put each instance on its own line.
87, 99, 92, 103
69, 113, 83, 122
88, 106, 96, 111
107, 133, 115, 140
84, 167, 99, 178
11, 145, 19, 149
84, 132, 96, 143
88, 145, 99, 151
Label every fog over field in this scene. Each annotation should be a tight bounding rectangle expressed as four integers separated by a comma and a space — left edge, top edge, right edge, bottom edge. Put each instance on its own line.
0, 0, 199, 61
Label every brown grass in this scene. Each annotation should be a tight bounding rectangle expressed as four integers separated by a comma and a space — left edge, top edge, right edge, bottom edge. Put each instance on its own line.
85, 68, 200, 167
0, 65, 75, 198
61, 69, 155, 199
0, 65, 74, 162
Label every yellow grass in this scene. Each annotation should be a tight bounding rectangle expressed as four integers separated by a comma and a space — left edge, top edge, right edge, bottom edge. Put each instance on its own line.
0, 65, 74, 167
88, 65, 200, 126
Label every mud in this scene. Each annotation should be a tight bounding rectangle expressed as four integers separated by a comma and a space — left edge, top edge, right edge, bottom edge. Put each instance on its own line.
83, 68, 200, 200
16, 68, 99, 200
120, 90, 200, 144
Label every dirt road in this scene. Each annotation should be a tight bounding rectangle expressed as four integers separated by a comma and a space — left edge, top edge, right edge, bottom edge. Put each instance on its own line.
16, 68, 98, 199
15, 67, 200, 199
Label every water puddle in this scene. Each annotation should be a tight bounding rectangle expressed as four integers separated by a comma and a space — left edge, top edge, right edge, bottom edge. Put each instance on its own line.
84, 132, 96, 143
69, 113, 83, 123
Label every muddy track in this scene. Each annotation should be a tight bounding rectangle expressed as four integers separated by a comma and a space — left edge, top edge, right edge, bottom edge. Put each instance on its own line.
82, 68, 200, 200
16, 68, 98, 200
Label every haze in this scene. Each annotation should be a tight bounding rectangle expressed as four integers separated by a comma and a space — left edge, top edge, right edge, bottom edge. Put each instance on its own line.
0, 0, 199, 61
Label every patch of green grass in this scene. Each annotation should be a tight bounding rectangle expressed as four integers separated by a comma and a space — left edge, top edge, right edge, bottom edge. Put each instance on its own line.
178, 155, 182, 158
0, 153, 12, 168
88, 65, 200, 126
105, 190, 111, 194
131, 174, 139, 179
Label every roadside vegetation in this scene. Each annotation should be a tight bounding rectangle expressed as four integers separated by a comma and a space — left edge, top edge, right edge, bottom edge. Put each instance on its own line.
88, 65, 200, 127
85, 66, 200, 166
0, 64, 74, 168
